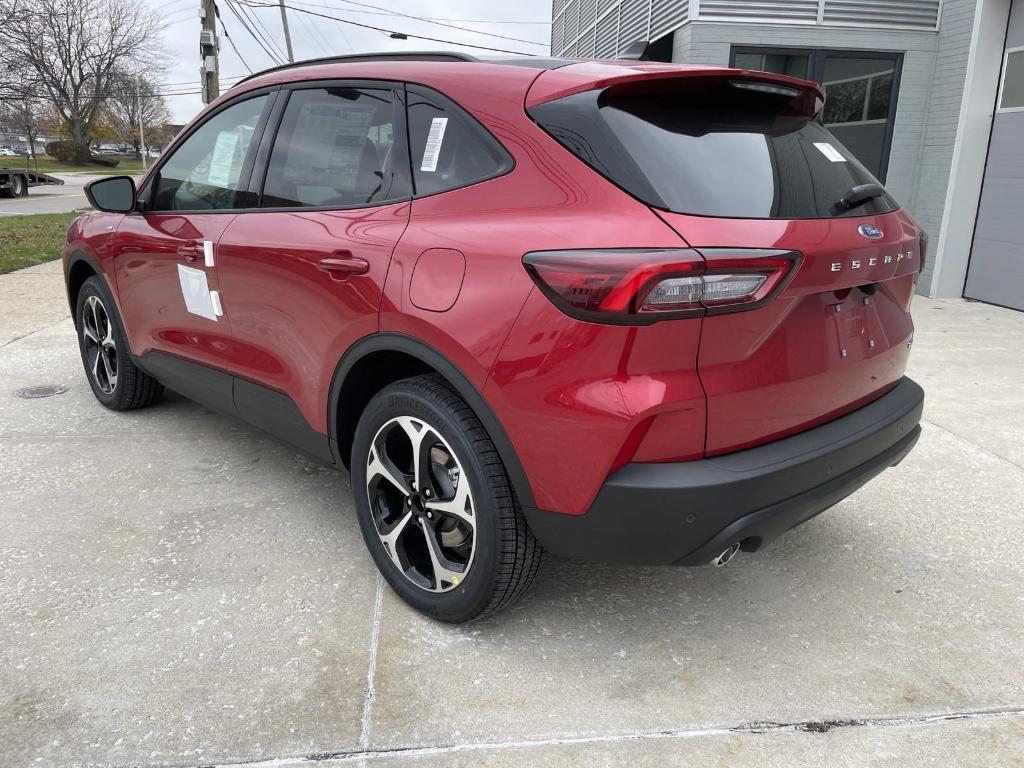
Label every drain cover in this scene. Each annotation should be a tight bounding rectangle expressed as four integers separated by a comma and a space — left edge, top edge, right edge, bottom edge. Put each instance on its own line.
15, 385, 68, 399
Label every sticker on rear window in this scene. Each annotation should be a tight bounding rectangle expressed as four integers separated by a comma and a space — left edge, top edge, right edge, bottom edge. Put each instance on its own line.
813, 142, 847, 163
420, 117, 448, 172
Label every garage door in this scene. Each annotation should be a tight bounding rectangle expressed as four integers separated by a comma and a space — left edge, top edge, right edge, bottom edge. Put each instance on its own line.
964, 0, 1024, 311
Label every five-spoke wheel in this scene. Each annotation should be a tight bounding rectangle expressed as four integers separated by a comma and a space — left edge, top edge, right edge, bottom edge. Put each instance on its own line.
75, 276, 163, 411
81, 294, 118, 394
367, 416, 476, 592
353, 374, 544, 622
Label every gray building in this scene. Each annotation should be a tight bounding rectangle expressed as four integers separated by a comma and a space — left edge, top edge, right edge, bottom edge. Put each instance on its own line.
550, 0, 1024, 310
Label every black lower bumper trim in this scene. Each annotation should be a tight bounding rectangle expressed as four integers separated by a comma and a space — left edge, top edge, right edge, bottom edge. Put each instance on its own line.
523, 377, 924, 566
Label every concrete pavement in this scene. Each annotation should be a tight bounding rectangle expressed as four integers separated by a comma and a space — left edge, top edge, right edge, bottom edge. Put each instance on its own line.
0, 261, 1022, 767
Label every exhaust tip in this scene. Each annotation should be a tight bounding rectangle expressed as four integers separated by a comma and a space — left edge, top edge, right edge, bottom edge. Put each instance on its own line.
711, 543, 741, 567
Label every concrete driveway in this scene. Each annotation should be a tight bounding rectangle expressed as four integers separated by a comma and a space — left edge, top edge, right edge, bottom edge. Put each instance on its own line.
1, 261, 1022, 767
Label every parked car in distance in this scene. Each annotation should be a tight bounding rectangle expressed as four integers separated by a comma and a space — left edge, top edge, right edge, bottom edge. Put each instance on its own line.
0, 147, 17, 156
65, 51, 925, 622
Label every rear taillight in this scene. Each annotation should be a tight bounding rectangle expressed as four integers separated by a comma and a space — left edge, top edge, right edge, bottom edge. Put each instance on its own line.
918, 230, 929, 275
522, 248, 800, 324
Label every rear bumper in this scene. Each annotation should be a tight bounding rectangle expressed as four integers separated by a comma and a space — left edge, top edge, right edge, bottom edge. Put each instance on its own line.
523, 377, 924, 565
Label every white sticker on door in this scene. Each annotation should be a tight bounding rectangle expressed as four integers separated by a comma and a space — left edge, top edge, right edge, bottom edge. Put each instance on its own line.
177, 264, 219, 321
420, 117, 448, 172
813, 142, 847, 163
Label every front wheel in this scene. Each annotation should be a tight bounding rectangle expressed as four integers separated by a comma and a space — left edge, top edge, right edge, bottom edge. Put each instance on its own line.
351, 375, 543, 622
75, 276, 163, 410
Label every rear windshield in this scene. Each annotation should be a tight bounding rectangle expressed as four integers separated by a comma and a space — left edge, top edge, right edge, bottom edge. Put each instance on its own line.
529, 79, 899, 219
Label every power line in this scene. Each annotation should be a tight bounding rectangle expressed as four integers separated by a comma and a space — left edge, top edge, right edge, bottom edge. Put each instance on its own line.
223, 0, 284, 65
249, 0, 547, 45
236, 0, 290, 62
215, 6, 255, 73
234, 1, 538, 55
257, 0, 550, 25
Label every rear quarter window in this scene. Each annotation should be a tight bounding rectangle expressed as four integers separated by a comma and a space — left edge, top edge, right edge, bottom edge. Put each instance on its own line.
530, 79, 899, 220
406, 88, 513, 197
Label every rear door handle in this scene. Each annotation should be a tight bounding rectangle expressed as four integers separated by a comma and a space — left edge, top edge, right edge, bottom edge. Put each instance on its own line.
318, 254, 370, 279
176, 241, 202, 262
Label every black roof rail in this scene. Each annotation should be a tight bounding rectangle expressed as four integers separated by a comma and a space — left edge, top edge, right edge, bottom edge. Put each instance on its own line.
232, 51, 479, 88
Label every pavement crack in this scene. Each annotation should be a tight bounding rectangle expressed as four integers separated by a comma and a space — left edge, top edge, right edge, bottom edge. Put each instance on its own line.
358, 571, 385, 752
921, 417, 1024, 472
164, 706, 1024, 768
0, 314, 71, 350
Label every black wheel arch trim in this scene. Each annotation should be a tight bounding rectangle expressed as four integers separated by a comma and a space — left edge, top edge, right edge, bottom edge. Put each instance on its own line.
65, 250, 114, 322
328, 332, 536, 509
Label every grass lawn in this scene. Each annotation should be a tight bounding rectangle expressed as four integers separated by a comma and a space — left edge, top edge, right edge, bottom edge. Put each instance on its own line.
0, 155, 146, 175
0, 212, 78, 274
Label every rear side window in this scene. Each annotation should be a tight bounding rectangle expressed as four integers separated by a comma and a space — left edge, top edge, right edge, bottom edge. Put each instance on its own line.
530, 79, 899, 220
406, 88, 512, 197
262, 87, 409, 208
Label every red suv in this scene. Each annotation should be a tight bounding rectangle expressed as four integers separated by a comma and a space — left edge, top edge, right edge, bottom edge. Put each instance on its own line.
66, 53, 924, 622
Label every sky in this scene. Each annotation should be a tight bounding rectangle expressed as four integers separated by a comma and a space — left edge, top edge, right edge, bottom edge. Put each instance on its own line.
152, 0, 554, 123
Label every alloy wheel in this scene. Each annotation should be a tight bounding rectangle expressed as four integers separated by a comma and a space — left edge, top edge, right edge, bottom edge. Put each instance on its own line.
365, 416, 476, 592
81, 295, 118, 394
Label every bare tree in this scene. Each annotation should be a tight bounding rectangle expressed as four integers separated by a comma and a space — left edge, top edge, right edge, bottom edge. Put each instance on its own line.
103, 73, 172, 158
1, 86, 55, 156
0, 0, 162, 164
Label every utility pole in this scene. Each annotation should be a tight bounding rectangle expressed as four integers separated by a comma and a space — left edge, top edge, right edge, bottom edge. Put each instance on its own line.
277, 0, 295, 62
200, 0, 220, 104
136, 76, 148, 171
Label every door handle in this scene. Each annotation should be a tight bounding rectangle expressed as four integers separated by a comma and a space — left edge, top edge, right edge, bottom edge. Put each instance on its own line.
176, 241, 202, 262
318, 254, 370, 279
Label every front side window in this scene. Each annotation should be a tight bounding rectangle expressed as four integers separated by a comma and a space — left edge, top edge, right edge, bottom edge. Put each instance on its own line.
406, 89, 512, 197
151, 95, 268, 211
262, 87, 407, 208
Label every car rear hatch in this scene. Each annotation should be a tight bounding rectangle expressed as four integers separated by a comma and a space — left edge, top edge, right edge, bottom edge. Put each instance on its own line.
529, 65, 924, 455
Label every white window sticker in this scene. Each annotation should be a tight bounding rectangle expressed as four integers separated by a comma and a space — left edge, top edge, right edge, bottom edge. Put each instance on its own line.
813, 142, 847, 163
420, 117, 449, 172
177, 264, 219, 321
206, 131, 241, 187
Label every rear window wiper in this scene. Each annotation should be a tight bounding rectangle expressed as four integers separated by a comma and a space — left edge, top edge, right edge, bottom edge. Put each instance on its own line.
834, 183, 886, 213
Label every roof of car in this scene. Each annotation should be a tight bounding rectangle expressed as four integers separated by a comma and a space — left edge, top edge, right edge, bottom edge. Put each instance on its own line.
226, 52, 822, 110
231, 52, 577, 89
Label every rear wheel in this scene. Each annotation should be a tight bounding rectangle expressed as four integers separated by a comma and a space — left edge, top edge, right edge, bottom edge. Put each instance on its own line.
351, 375, 543, 622
75, 276, 163, 410
0, 175, 23, 198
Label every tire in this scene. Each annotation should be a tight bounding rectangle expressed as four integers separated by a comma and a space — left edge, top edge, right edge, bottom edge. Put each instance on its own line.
75, 275, 164, 411
13, 175, 27, 197
351, 374, 543, 623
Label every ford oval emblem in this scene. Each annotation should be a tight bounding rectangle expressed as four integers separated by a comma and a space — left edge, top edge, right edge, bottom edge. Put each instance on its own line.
859, 224, 883, 240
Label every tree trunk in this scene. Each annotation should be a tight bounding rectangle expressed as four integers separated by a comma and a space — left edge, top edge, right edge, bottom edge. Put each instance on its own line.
69, 120, 91, 164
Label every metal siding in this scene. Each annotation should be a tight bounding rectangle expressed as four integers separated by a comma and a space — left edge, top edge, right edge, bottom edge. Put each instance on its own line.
823, 1, 941, 29
565, 0, 581, 47
698, 0, 820, 22
651, 0, 689, 39
596, 7, 621, 57
580, 0, 599, 32
619, 0, 649, 51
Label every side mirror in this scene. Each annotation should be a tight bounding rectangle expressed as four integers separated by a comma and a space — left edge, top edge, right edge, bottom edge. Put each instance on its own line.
85, 176, 137, 213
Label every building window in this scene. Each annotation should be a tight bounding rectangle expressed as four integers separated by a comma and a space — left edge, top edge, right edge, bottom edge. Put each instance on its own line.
998, 47, 1024, 112
730, 46, 903, 182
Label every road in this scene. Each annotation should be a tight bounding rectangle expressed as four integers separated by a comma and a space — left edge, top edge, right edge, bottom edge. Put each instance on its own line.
1, 261, 1022, 767
0, 173, 137, 216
